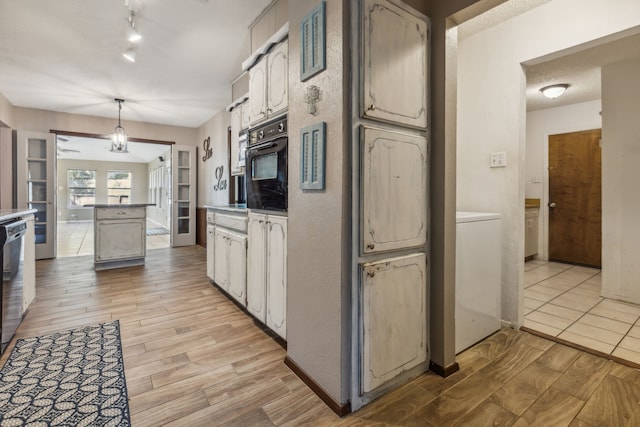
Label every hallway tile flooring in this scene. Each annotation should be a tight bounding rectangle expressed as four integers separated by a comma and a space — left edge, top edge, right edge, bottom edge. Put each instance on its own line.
57, 220, 170, 258
524, 260, 640, 365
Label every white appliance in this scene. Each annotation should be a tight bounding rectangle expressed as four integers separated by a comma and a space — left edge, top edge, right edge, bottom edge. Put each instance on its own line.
455, 211, 502, 353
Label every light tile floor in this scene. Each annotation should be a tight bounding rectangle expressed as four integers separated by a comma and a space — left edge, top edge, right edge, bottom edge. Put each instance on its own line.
56, 220, 170, 258
524, 259, 640, 365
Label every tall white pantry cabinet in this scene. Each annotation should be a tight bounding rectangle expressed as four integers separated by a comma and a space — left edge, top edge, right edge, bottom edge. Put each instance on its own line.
355, 0, 430, 403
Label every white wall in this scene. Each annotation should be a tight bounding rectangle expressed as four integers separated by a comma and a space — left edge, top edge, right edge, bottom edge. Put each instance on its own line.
601, 59, 640, 303
197, 110, 230, 207
526, 100, 602, 258
457, 0, 640, 327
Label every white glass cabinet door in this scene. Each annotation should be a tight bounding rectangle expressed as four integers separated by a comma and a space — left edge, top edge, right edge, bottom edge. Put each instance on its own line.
171, 145, 196, 247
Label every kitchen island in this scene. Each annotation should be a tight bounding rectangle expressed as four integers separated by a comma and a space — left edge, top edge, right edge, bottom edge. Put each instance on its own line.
85, 204, 155, 270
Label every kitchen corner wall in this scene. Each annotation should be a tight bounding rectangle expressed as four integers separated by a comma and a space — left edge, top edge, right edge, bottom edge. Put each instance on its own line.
196, 110, 230, 207
601, 59, 640, 304
456, 0, 640, 327
286, 0, 351, 406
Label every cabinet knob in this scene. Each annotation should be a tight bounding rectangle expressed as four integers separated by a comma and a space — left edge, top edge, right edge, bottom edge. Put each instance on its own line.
367, 104, 376, 112
367, 243, 375, 250
367, 270, 375, 278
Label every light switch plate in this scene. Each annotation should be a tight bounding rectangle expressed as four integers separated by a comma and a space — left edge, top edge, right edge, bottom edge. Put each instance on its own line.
490, 151, 507, 168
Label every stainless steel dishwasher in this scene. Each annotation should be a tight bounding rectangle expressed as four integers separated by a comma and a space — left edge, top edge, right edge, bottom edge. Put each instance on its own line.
0, 218, 27, 355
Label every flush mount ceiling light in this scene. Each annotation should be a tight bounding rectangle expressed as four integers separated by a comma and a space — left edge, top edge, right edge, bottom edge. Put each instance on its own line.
111, 98, 129, 153
540, 84, 569, 99
123, 46, 136, 62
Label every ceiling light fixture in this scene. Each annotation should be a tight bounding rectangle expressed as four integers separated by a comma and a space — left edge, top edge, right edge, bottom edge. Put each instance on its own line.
540, 84, 569, 99
127, 10, 142, 43
123, 46, 136, 62
111, 98, 129, 153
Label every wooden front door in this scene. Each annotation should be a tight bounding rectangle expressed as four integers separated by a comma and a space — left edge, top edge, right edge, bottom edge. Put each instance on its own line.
548, 129, 602, 267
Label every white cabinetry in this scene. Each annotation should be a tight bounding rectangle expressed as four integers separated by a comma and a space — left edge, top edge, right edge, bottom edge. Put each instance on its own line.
525, 208, 539, 259
206, 223, 215, 280
362, 0, 428, 129
361, 253, 427, 393
211, 211, 248, 307
249, 40, 288, 126
361, 126, 427, 254
247, 213, 287, 339
22, 214, 36, 312
94, 206, 146, 270
230, 106, 243, 176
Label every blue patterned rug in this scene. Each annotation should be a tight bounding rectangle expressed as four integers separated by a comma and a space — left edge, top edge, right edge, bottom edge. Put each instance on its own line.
0, 320, 131, 426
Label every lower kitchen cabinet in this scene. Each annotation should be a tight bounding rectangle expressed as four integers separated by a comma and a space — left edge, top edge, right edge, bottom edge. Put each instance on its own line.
23, 214, 36, 312
214, 227, 247, 306
247, 213, 287, 339
361, 252, 427, 393
206, 223, 215, 280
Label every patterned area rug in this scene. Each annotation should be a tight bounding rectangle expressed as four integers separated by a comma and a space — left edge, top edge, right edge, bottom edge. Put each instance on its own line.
146, 227, 169, 236
0, 321, 131, 426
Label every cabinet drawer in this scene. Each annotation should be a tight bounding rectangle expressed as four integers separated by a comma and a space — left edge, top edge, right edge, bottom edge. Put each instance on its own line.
215, 213, 247, 233
96, 207, 146, 220
206, 211, 216, 224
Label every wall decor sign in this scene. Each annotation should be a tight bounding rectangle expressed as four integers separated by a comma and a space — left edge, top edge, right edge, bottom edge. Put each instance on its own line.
304, 85, 322, 115
300, 1, 326, 81
202, 136, 213, 161
300, 122, 326, 190
214, 165, 227, 191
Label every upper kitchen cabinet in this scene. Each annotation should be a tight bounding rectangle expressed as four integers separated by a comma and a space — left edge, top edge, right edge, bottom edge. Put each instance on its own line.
249, 40, 289, 126
15, 130, 56, 260
361, 0, 428, 129
361, 126, 427, 254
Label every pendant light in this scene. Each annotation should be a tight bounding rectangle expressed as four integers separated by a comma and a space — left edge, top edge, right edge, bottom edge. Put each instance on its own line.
111, 98, 129, 153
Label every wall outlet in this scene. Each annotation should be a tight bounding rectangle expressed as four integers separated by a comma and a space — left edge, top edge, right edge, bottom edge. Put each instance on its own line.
490, 151, 507, 168
531, 176, 543, 183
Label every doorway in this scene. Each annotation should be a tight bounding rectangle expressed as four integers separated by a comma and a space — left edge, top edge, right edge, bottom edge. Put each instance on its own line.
548, 129, 602, 267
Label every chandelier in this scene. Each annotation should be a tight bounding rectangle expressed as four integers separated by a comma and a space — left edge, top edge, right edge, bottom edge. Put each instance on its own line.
111, 98, 129, 153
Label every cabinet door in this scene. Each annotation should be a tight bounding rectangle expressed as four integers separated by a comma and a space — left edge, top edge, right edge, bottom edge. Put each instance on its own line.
171, 145, 196, 247
230, 107, 243, 176
206, 224, 215, 280
267, 40, 288, 117
362, 0, 428, 128
15, 130, 56, 260
266, 215, 287, 339
214, 228, 229, 291
23, 215, 36, 312
361, 126, 427, 253
240, 101, 251, 130
227, 230, 247, 307
95, 219, 145, 261
361, 253, 427, 393
247, 213, 267, 322
249, 58, 268, 126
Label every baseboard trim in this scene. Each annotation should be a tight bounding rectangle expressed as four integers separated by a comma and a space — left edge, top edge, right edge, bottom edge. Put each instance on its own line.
284, 356, 351, 417
429, 360, 460, 377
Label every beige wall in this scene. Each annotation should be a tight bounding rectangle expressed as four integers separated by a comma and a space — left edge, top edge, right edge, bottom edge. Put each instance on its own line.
197, 110, 231, 207
601, 59, 640, 303
286, 0, 350, 405
0, 92, 14, 127
0, 127, 12, 209
57, 159, 150, 221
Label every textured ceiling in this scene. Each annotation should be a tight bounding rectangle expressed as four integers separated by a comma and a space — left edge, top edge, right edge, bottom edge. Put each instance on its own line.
459, 0, 640, 112
0, 0, 271, 128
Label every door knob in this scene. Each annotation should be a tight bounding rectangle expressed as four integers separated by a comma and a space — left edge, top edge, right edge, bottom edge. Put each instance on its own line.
548, 202, 557, 208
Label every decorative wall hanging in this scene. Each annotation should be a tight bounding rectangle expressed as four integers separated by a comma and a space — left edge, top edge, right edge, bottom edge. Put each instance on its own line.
214, 165, 227, 191
300, 1, 326, 81
300, 122, 326, 190
202, 136, 213, 162
304, 85, 322, 116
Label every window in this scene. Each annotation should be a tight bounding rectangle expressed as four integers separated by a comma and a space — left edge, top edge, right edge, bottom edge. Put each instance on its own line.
67, 169, 96, 208
107, 170, 132, 204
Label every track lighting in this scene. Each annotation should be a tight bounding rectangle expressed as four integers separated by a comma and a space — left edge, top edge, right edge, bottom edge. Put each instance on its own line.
127, 11, 142, 43
123, 46, 136, 62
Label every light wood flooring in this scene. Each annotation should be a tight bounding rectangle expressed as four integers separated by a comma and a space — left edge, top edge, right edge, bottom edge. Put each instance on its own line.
3, 246, 640, 426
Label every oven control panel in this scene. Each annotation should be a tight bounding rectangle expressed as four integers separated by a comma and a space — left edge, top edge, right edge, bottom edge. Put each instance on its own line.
249, 116, 287, 145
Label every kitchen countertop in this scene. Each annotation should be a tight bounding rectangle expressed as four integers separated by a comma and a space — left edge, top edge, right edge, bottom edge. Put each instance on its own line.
84, 204, 156, 208
204, 204, 248, 213
0, 208, 38, 223
525, 198, 541, 209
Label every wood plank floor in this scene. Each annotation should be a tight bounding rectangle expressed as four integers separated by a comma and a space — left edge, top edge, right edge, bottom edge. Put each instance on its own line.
3, 246, 640, 426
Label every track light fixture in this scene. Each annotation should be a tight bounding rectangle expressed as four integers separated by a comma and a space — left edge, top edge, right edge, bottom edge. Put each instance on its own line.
127, 10, 142, 43
123, 46, 136, 62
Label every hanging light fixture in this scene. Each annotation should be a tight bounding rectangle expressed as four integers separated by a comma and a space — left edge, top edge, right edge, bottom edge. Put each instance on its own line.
540, 84, 569, 99
111, 98, 129, 153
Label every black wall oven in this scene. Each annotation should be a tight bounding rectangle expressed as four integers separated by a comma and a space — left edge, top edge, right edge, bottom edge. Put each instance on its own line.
246, 116, 287, 212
